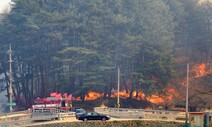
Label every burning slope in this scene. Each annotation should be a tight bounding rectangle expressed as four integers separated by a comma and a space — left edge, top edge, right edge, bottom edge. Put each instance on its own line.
79, 86, 179, 104
193, 64, 207, 78
59, 63, 212, 106
84, 91, 104, 101
147, 87, 180, 104
72, 91, 104, 101
192, 63, 212, 78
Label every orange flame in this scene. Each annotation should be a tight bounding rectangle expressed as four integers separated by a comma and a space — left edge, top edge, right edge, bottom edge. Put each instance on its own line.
193, 64, 207, 78
145, 107, 153, 110
100, 103, 107, 108
111, 90, 129, 99
132, 91, 145, 100
84, 91, 103, 101
147, 94, 165, 104
72, 97, 81, 101
78, 87, 179, 104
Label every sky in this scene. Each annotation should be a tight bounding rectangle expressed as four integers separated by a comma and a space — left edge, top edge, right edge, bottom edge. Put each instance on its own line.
0, 0, 12, 14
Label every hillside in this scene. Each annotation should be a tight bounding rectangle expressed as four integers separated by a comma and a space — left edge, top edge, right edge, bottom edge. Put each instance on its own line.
0, 0, 211, 112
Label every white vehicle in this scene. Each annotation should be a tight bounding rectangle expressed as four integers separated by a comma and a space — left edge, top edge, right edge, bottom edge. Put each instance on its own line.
31, 97, 74, 120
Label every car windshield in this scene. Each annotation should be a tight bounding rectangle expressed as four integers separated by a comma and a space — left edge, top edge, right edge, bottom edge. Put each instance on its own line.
76, 109, 86, 113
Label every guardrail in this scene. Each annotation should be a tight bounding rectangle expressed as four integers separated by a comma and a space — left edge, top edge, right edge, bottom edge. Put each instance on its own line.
94, 107, 185, 121
0, 110, 76, 127
58, 112, 75, 120
32, 108, 60, 114
32, 108, 76, 120
0, 110, 31, 125
0, 110, 30, 118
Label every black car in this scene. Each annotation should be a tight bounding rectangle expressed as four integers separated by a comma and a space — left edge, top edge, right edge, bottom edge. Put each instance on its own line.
77, 112, 110, 121
75, 108, 86, 118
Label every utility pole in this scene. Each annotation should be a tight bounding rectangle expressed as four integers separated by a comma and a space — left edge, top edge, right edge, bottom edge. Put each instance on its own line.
8, 44, 13, 112
185, 63, 189, 127
117, 67, 120, 108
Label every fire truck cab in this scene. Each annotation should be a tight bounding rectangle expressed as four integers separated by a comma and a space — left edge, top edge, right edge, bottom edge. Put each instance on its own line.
32, 97, 71, 110
31, 97, 73, 120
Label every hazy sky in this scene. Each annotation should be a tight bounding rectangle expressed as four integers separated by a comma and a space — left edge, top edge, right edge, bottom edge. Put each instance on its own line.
0, 0, 12, 14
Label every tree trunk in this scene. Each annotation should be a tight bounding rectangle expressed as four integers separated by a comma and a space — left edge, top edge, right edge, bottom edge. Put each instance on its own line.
103, 86, 108, 98
31, 72, 34, 99
40, 64, 46, 97
129, 83, 135, 99
123, 78, 128, 94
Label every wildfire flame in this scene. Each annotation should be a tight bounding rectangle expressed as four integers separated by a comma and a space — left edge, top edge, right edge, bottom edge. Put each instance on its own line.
48, 85, 179, 104
146, 87, 179, 104
84, 91, 103, 101
147, 94, 165, 104
52, 63, 212, 106
72, 97, 81, 101
193, 64, 207, 78
78, 87, 179, 104
100, 103, 107, 108
71, 91, 103, 101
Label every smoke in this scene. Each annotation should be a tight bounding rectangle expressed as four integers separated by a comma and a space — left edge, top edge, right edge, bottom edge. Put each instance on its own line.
0, 0, 13, 14
0, 0, 15, 21
0, 90, 8, 113
198, 0, 212, 4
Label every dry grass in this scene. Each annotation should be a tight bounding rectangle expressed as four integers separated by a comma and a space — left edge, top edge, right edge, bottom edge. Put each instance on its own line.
28, 120, 183, 127
209, 122, 212, 127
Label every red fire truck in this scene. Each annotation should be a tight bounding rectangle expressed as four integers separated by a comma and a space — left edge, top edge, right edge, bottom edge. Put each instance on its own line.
32, 97, 71, 110
31, 96, 73, 120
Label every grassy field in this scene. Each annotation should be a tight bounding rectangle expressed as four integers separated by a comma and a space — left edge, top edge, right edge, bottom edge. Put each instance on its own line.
28, 121, 184, 127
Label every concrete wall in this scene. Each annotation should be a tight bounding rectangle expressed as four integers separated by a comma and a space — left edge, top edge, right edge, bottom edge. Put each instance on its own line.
189, 113, 204, 127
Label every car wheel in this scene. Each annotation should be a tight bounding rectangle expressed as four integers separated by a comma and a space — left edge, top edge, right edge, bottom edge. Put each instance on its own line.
102, 117, 106, 121
83, 118, 88, 121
